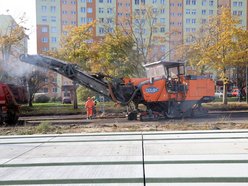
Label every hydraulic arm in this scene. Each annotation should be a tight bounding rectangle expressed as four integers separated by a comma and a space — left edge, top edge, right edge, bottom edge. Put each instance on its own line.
19, 54, 137, 105
20, 54, 110, 98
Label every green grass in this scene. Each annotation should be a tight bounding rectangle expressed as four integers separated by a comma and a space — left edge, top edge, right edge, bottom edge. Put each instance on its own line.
20, 102, 126, 116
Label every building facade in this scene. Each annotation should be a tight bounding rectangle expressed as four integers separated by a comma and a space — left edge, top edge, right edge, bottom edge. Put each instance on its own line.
0, 15, 28, 84
36, 0, 248, 94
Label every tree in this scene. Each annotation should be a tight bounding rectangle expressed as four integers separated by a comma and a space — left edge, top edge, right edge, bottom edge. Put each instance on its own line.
24, 70, 49, 107
118, 4, 171, 64
89, 28, 145, 77
186, 8, 242, 104
47, 23, 96, 109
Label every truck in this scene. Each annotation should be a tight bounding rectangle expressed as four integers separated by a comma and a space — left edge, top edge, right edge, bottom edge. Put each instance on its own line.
0, 83, 28, 125
20, 54, 215, 121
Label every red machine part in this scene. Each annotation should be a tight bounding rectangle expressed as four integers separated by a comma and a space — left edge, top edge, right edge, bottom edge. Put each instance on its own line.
0, 83, 27, 125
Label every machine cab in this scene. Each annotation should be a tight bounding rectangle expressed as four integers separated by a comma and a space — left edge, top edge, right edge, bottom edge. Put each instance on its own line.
144, 61, 186, 93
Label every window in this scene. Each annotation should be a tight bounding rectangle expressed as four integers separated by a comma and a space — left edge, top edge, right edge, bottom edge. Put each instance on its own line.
99, 8, 104, 13
186, 28, 190, 32
62, 20, 68, 25
51, 37, 57, 43
41, 16, 47, 22
161, 0, 165, 4
42, 47, 49, 52
41, 6, 47, 12
192, 0, 196, 5
51, 16, 56, 22
186, 19, 190, 24
202, 9, 206, 15
161, 9, 165, 13
107, 0, 112, 3
209, 10, 214, 15
81, 17, 86, 23
192, 19, 196, 24
50, 6, 56, 13
192, 9, 196, 14
42, 27, 48, 32
178, 3, 182, 7
108, 28, 113, 33
233, 2, 237, 7
160, 18, 165, 23
202, 19, 207, 24
81, 0, 85, 2
71, 21, 76, 25
153, 8, 158, 13
186, 9, 190, 14
152, 18, 157, 23
53, 87, 57, 93
160, 27, 165, 33
192, 28, 196, 32
238, 11, 243, 16
81, 7, 86, 13
43, 88, 48, 93
135, 0, 139, 5
202, 0, 206, 6
88, 0, 92, 2
42, 37, 48, 43
87, 8, 92, 13
71, 0, 76, 4
99, 27, 104, 34
99, 18, 104, 23
99, 0, 103, 2
107, 8, 113, 14
178, 13, 182, 16
141, 0, 145, 4
233, 10, 237, 15
186, 0, 190, 5
71, 11, 76, 14
62, 10, 67, 14
87, 18, 93, 23
107, 18, 113, 23
152, 0, 157, 4
209, 0, 214, 6
170, 3, 174, 6
238, 2, 243, 6
62, 0, 67, 4
51, 26, 57, 33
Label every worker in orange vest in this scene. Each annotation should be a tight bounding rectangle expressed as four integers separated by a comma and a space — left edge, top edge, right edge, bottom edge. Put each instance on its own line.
85, 97, 94, 119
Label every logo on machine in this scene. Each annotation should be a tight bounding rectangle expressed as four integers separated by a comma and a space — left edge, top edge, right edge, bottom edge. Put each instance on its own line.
146, 87, 159, 94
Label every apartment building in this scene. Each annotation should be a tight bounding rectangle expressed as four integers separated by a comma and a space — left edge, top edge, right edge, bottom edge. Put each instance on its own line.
36, 0, 248, 94
0, 15, 28, 84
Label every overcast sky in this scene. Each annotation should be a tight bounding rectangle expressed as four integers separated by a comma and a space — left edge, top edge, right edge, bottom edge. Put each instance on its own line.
0, 0, 37, 54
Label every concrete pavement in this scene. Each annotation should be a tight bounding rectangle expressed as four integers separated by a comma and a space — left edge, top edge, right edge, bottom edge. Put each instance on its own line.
0, 130, 248, 185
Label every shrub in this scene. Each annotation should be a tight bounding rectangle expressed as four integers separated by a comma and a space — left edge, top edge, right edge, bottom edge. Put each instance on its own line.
35, 95, 50, 103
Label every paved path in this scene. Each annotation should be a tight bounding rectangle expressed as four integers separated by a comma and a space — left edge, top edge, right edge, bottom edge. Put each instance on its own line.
0, 130, 248, 185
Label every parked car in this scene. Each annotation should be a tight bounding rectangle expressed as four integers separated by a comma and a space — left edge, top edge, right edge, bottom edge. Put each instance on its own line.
215, 91, 223, 98
62, 97, 72, 104
232, 88, 239, 97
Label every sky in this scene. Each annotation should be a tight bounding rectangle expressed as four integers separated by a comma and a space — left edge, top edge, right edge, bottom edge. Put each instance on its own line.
0, 0, 37, 54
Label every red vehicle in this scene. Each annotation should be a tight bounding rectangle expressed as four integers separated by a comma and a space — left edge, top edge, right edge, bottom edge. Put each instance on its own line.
20, 54, 215, 121
232, 88, 239, 97
0, 83, 28, 125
